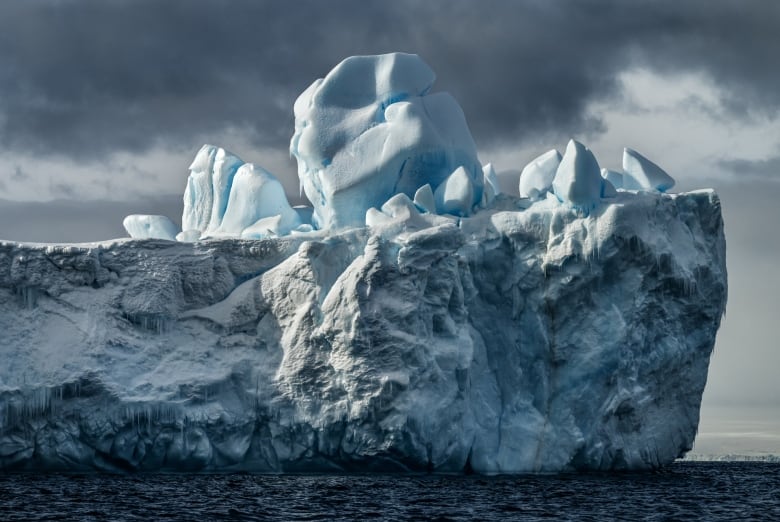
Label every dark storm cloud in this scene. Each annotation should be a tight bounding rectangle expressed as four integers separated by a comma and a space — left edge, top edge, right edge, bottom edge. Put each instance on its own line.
0, 165, 25, 192
48, 180, 77, 199
0, 0, 778, 159
12, 166, 27, 181
719, 155, 780, 182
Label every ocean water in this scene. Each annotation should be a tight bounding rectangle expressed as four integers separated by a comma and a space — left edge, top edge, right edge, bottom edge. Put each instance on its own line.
0, 462, 777, 521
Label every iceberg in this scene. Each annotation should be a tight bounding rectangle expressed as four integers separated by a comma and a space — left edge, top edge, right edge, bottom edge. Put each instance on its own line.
552, 140, 607, 208
179, 145, 300, 240
434, 166, 475, 216
413, 184, 436, 214
122, 215, 179, 241
182, 144, 244, 235
216, 163, 301, 239
481, 163, 500, 206
601, 168, 624, 190
519, 149, 561, 200
0, 53, 727, 473
622, 147, 676, 192
290, 53, 483, 229
0, 190, 727, 473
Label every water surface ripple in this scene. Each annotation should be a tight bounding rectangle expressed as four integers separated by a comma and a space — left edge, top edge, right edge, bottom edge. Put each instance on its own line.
0, 462, 777, 521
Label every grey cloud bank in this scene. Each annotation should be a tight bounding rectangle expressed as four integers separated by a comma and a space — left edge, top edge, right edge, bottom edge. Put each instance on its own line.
719, 156, 780, 182
0, 1, 778, 160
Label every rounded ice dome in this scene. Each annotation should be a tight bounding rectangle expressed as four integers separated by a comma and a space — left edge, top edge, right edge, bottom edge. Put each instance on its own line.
123, 214, 179, 241
290, 52, 484, 229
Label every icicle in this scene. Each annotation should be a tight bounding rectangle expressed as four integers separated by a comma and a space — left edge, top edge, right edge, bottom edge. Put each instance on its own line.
127, 313, 171, 334
15, 286, 39, 309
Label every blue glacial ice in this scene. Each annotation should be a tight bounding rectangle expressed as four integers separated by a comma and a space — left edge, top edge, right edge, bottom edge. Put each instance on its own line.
182, 144, 244, 235
434, 166, 475, 216
481, 163, 500, 206
290, 53, 483, 229
175, 145, 301, 241
552, 139, 612, 209
601, 168, 625, 190
519, 149, 561, 200
216, 163, 301, 239
622, 147, 676, 192
0, 53, 727, 473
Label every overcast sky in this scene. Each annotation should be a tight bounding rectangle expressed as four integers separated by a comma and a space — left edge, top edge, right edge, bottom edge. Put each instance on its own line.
1, 1, 778, 455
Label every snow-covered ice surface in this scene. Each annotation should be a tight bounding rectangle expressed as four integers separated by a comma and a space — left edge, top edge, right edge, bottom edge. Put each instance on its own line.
0, 190, 726, 473
0, 52, 727, 473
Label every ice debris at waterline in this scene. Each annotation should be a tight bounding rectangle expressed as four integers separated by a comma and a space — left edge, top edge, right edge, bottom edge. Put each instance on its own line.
1, 52, 726, 473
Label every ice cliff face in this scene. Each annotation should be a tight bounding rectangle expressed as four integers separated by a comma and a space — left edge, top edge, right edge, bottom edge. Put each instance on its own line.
0, 52, 727, 473
0, 189, 726, 472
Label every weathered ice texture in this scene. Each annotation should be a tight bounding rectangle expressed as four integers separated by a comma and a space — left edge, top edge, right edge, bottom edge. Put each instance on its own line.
0, 190, 726, 473
290, 53, 483, 229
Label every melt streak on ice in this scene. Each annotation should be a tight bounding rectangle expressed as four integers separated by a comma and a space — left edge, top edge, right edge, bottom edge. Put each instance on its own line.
0, 53, 727, 473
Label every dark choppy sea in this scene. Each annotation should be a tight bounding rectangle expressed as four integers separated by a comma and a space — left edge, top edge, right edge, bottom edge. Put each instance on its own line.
0, 462, 777, 521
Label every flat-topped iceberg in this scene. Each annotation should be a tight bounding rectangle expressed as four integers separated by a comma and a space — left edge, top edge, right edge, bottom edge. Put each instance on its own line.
1, 53, 727, 473
0, 189, 726, 473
